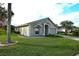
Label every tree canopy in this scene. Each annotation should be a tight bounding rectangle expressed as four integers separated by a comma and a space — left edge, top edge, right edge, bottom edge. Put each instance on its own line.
60, 20, 74, 34
0, 3, 14, 27
60, 20, 74, 29
0, 3, 7, 21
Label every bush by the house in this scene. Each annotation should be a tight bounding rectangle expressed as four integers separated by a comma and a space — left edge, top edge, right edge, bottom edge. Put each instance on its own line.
58, 32, 65, 35
47, 34, 62, 38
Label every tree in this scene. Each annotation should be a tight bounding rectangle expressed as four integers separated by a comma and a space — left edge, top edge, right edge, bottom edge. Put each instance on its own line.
0, 4, 7, 20
0, 3, 7, 28
0, 3, 7, 35
60, 20, 74, 34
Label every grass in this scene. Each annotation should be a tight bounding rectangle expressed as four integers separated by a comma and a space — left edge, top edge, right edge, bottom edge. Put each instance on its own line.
0, 31, 79, 56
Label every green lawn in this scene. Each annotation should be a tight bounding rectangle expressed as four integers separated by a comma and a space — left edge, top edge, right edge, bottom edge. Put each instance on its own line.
0, 32, 79, 56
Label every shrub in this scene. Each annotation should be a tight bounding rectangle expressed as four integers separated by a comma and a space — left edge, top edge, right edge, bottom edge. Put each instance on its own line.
14, 31, 20, 34
73, 29, 79, 36
58, 32, 65, 35
47, 34, 62, 38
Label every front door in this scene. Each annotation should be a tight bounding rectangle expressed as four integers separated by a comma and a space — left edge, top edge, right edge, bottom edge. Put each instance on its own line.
45, 25, 48, 36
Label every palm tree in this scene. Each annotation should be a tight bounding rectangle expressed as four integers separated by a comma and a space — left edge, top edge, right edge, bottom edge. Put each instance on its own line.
7, 3, 14, 43
60, 20, 74, 34
0, 3, 14, 43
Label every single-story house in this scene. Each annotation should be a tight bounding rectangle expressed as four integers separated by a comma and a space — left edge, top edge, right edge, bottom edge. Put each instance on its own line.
15, 17, 58, 37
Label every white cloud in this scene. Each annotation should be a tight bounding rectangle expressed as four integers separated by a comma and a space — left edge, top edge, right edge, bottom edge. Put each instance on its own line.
11, 1, 56, 26
51, 12, 79, 26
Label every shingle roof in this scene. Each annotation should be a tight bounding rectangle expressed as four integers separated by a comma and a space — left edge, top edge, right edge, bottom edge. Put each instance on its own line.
16, 17, 58, 28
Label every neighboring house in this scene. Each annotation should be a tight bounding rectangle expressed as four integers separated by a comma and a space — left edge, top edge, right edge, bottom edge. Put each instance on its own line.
57, 26, 78, 33
58, 26, 71, 33
15, 17, 58, 37
57, 26, 65, 32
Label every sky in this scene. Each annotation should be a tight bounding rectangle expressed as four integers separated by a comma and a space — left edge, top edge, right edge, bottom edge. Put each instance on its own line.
5, 0, 79, 27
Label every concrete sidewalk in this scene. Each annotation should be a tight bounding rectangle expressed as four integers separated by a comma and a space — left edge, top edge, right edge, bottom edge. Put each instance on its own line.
75, 54, 79, 56
58, 35, 79, 41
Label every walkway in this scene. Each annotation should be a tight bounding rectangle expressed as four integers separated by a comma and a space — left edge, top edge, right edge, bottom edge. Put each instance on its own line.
75, 54, 79, 56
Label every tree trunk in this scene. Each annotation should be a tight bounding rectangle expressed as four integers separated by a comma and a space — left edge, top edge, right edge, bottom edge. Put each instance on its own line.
65, 29, 68, 35
6, 3, 12, 43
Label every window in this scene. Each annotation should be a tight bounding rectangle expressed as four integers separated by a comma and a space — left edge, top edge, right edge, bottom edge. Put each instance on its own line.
35, 31, 39, 34
34, 25, 41, 34
35, 27, 39, 34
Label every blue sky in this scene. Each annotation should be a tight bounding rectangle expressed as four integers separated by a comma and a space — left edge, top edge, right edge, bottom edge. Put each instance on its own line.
10, 0, 79, 27
63, 3, 79, 14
